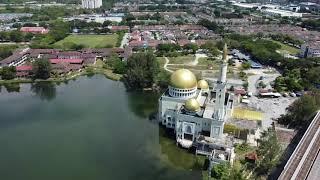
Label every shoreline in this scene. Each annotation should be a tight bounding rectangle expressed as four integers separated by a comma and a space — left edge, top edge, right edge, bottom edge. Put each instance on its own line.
0, 68, 123, 85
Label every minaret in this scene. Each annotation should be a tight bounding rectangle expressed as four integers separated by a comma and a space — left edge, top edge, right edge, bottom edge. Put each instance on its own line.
210, 44, 229, 138
218, 43, 228, 84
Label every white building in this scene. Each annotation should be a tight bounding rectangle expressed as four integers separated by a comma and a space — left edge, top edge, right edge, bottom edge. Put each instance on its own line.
158, 44, 235, 165
262, 9, 303, 17
81, 0, 102, 9
300, 43, 320, 58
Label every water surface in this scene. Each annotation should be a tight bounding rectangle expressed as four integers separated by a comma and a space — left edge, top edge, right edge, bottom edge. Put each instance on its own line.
0, 75, 201, 180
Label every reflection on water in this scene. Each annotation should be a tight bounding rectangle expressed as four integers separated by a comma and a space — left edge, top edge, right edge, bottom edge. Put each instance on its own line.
30, 82, 56, 101
0, 75, 202, 180
127, 91, 160, 118
2, 83, 20, 93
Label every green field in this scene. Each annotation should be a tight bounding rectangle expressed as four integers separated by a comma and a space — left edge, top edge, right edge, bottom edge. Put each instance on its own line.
168, 55, 194, 64
271, 40, 300, 55
54, 34, 119, 48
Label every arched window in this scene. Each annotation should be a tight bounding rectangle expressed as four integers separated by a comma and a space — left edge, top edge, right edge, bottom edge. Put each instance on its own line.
185, 125, 192, 134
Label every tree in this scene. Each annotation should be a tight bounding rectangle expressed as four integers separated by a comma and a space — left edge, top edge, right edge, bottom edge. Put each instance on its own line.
256, 128, 281, 176
242, 62, 251, 70
102, 20, 112, 27
0, 66, 16, 80
211, 162, 230, 180
124, 52, 159, 90
32, 59, 52, 79
113, 60, 127, 74
278, 90, 320, 129
183, 43, 198, 54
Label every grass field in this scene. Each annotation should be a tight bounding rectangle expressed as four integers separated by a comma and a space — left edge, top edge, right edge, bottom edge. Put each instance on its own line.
168, 55, 194, 64
157, 57, 166, 67
271, 40, 300, 55
54, 34, 119, 48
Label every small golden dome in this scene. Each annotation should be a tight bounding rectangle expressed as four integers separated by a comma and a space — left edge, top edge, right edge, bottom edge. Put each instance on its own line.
170, 69, 197, 89
185, 98, 200, 112
198, 80, 209, 89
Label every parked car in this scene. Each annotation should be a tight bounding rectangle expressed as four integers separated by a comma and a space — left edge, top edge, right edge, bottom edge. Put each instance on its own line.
289, 92, 296, 97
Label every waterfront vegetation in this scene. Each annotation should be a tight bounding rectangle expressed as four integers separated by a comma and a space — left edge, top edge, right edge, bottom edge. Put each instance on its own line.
124, 52, 160, 90
54, 34, 118, 49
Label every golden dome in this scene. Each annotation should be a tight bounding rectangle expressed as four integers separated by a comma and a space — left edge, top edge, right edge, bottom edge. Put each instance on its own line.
198, 80, 209, 89
185, 98, 200, 112
170, 69, 197, 89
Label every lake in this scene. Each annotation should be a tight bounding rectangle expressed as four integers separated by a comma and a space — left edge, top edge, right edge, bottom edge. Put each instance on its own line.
0, 75, 202, 180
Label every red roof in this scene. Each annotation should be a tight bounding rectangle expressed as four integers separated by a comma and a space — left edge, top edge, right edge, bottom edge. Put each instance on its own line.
234, 88, 247, 95
50, 59, 83, 64
20, 27, 49, 34
16, 65, 32, 71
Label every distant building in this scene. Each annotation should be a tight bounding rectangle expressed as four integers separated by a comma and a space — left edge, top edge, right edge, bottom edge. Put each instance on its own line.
81, 0, 102, 9
300, 44, 320, 58
20, 27, 49, 34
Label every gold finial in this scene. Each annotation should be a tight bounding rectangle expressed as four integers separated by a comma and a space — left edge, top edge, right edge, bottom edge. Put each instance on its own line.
223, 43, 228, 62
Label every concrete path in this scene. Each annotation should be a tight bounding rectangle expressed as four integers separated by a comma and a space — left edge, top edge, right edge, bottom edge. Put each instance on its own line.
120, 33, 129, 48
188, 53, 207, 66
163, 57, 173, 73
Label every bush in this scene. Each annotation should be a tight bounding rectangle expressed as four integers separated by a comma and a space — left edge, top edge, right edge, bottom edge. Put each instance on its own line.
0, 66, 16, 80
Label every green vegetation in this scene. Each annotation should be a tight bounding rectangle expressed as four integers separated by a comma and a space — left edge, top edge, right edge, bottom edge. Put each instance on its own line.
30, 20, 70, 49
157, 57, 166, 67
104, 54, 127, 74
0, 66, 16, 80
115, 31, 125, 47
269, 34, 303, 47
156, 43, 181, 57
241, 62, 251, 70
200, 41, 220, 57
271, 40, 300, 55
221, 34, 320, 91
274, 58, 320, 91
0, 45, 18, 61
0, 30, 34, 42
32, 59, 51, 79
124, 52, 160, 90
197, 19, 224, 33
168, 55, 194, 64
54, 34, 118, 49
278, 90, 320, 130
255, 128, 281, 176
210, 162, 246, 180
302, 19, 320, 31
211, 162, 230, 180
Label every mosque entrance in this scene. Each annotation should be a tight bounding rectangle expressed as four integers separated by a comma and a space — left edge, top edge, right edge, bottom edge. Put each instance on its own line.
183, 134, 193, 141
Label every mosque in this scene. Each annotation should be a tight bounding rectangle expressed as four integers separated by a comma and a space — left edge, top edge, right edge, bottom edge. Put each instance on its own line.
158, 44, 235, 165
